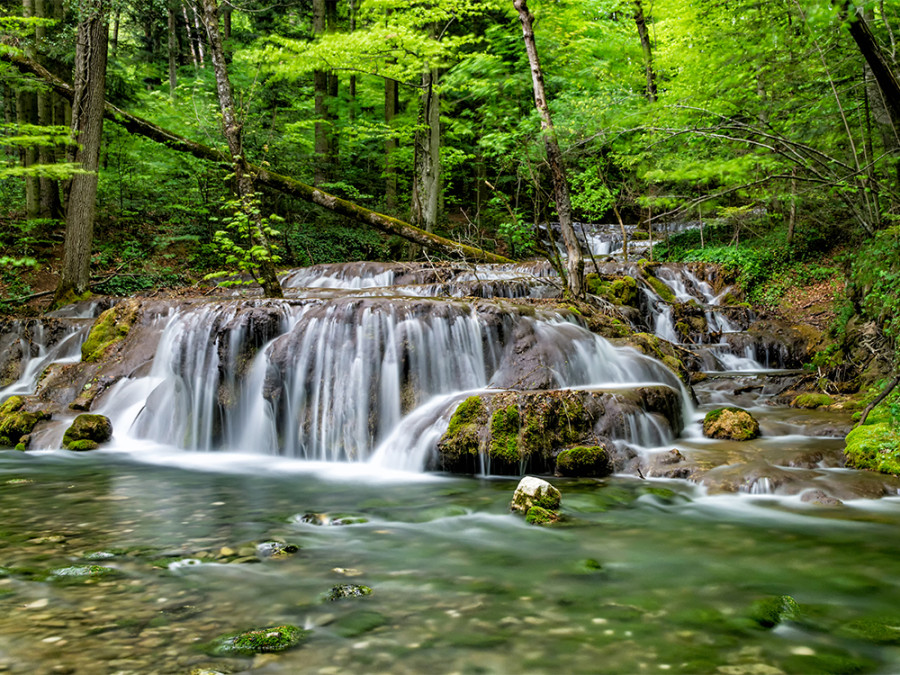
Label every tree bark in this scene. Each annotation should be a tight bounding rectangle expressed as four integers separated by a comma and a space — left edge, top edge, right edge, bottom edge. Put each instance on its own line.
167, 6, 178, 97
633, 0, 657, 103
384, 76, 399, 213
182, 2, 199, 69
840, 1, 900, 131
513, 0, 583, 296
312, 0, 333, 185
34, 0, 61, 218
55, 2, 108, 303
411, 60, 440, 233
3, 51, 513, 264
199, 0, 283, 298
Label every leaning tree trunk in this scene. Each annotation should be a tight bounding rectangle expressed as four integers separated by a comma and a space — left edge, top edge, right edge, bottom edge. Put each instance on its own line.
55, 2, 108, 304
199, 0, 283, 298
513, 0, 583, 297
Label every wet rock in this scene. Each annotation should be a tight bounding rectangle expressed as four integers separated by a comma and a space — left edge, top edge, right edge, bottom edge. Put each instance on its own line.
839, 616, 900, 644
0, 395, 50, 449
62, 414, 113, 451
703, 407, 760, 441
328, 584, 373, 601
510, 476, 561, 514
800, 490, 843, 506
209, 624, 309, 656
295, 512, 368, 526
748, 595, 800, 629
333, 610, 387, 638
256, 541, 300, 558
51, 565, 119, 579
555, 446, 613, 478
701, 462, 801, 495
524, 505, 560, 525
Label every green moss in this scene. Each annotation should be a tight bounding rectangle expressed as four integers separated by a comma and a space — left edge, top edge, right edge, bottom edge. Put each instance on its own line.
446, 396, 484, 435
525, 505, 559, 525
0, 397, 49, 448
329, 584, 373, 601
748, 595, 800, 628
584, 274, 638, 306
211, 624, 308, 656
642, 273, 676, 303
62, 414, 113, 450
630, 230, 650, 241
50, 290, 91, 312
844, 423, 900, 476
703, 407, 760, 441
81, 301, 139, 363
333, 610, 387, 638
792, 393, 834, 409
489, 405, 520, 463
555, 445, 612, 477
51, 565, 118, 579
840, 617, 900, 644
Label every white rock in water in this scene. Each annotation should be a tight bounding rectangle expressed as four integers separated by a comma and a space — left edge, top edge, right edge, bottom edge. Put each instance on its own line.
510, 476, 561, 514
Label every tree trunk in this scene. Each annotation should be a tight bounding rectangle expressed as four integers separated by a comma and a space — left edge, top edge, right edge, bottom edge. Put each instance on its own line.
633, 0, 657, 103
110, 9, 120, 57
840, 1, 900, 131
384, 76, 399, 213
222, 5, 231, 40
34, 0, 60, 218
3, 51, 514, 264
312, 0, 332, 185
182, 2, 199, 69
513, 0, 583, 297
191, 4, 206, 66
55, 3, 108, 304
411, 62, 440, 233
199, 0, 283, 298
167, 6, 178, 97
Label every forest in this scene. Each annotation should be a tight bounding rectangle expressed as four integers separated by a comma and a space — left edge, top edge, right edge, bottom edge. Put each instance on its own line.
1, 0, 900, 673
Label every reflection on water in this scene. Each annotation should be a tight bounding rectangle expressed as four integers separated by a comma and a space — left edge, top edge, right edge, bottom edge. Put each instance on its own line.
1, 451, 899, 674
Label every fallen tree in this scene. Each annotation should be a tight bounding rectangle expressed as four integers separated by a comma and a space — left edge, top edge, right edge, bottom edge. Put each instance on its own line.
2, 51, 512, 265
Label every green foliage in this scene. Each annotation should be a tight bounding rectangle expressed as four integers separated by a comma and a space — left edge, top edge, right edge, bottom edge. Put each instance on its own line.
846, 226, 900, 356
203, 195, 283, 288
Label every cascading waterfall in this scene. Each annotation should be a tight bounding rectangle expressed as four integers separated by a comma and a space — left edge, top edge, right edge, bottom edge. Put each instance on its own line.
100, 296, 689, 471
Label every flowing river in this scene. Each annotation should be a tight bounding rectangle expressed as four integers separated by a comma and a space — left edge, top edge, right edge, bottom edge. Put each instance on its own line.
1, 258, 899, 674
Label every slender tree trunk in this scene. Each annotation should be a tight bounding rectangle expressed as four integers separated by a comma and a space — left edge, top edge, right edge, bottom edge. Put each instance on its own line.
384, 77, 398, 213
55, 2, 108, 303
167, 6, 178, 97
192, 4, 206, 66
312, 0, 329, 185
198, 0, 283, 299
513, 0, 583, 296
110, 9, 120, 57
34, 0, 60, 218
182, 2, 199, 69
222, 5, 231, 40
348, 0, 357, 122
633, 0, 656, 103
787, 167, 797, 249
411, 60, 440, 233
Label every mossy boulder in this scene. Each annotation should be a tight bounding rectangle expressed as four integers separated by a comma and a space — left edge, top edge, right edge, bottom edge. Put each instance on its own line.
511, 476, 561, 514
584, 274, 639, 307
555, 445, 613, 477
791, 393, 834, 409
703, 407, 760, 441
525, 505, 560, 525
748, 595, 800, 629
210, 624, 309, 656
439, 396, 487, 466
81, 300, 140, 363
0, 395, 50, 448
329, 584, 373, 601
624, 332, 690, 384
638, 265, 676, 302
62, 413, 113, 450
844, 423, 900, 475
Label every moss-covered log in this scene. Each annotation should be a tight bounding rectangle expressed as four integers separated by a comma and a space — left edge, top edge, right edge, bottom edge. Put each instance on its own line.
1, 52, 512, 265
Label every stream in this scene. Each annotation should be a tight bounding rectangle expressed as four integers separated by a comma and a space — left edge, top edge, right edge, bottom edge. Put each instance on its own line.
1, 253, 899, 674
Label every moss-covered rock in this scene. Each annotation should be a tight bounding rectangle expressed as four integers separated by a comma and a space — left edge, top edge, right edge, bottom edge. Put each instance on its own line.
844, 422, 900, 476
81, 300, 140, 363
510, 476, 561, 513
329, 584, 373, 601
748, 595, 800, 629
439, 396, 488, 466
791, 393, 834, 409
490, 405, 521, 464
210, 624, 309, 656
62, 413, 113, 450
703, 407, 760, 441
555, 445, 613, 477
839, 616, 900, 644
0, 395, 50, 448
525, 505, 559, 525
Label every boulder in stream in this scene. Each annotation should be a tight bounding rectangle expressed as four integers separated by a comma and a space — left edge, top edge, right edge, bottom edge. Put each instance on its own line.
703, 407, 760, 441
62, 413, 113, 451
510, 476, 561, 514
209, 624, 309, 656
555, 445, 613, 477
0, 395, 50, 449
791, 393, 833, 409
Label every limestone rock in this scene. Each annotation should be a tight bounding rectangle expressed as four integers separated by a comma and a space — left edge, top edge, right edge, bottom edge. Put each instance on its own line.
510, 476, 561, 514
703, 407, 760, 441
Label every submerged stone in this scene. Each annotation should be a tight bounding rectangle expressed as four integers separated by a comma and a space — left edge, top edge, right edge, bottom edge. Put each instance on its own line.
791, 393, 833, 409
210, 624, 309, 656
703, 407, 760, 441
256, 541, 300, 558
62, 413, 113, 450
840, 616, 900, 644
329, 584, 373, 601
748, 595, 800, 628
511, 476, 561, 514
51, 564, 118, 579
333, 610, 387, 638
